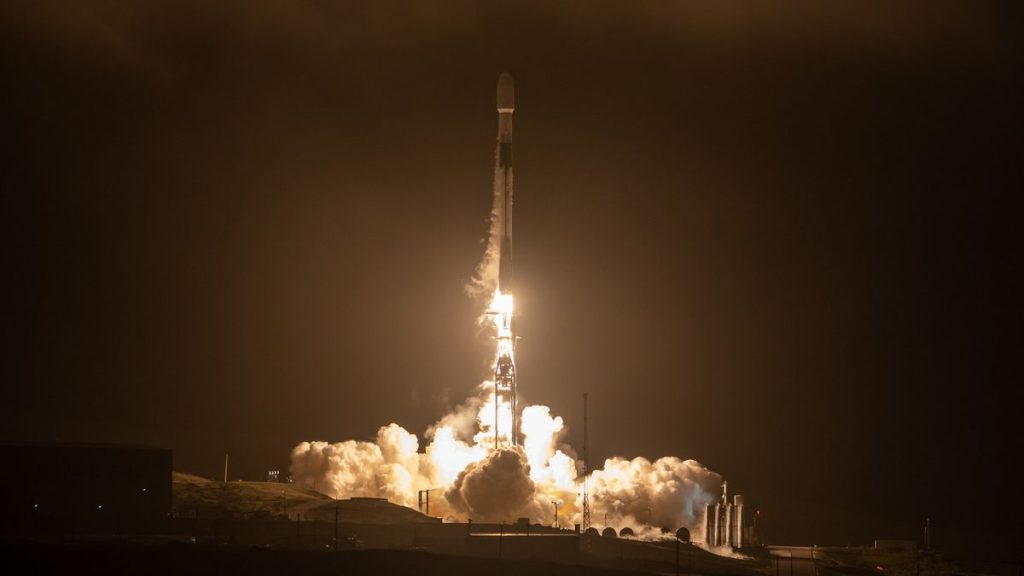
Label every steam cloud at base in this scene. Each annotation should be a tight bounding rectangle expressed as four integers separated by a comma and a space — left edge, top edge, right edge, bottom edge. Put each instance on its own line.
289, 386, 723, 533
445, 447, 536, 520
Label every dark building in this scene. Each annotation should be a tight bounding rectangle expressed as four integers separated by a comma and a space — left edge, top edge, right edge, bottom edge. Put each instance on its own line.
1, 443, 172, 535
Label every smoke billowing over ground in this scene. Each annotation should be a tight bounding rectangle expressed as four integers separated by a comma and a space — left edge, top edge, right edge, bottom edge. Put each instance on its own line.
290, 166, 724, 533
290, 393, 722, 533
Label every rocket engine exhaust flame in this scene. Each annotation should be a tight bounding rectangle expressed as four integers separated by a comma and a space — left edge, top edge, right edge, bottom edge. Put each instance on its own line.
289, 73, 724, 535
487, 289, 516, 449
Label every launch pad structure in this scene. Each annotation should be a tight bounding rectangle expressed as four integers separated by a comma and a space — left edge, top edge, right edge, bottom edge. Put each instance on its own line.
582, 393, 591, 530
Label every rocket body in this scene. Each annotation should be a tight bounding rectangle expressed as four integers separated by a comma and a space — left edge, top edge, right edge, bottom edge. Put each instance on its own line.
496, 72, 515, 295
492, 72, 518, 447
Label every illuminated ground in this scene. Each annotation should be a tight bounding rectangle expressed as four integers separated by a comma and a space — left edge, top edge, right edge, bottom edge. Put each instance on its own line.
172, 472, 435, 523
172, 472, 329, 519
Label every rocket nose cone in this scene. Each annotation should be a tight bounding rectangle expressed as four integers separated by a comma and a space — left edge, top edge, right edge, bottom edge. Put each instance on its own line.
497, 72, 515, 112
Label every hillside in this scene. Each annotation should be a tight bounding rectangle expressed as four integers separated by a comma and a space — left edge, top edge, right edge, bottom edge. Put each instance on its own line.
171, 472, 436, 523
172, 472, 330, 519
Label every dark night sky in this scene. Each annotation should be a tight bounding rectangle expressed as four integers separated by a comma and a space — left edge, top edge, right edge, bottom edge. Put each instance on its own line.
3, 1, 1020, 547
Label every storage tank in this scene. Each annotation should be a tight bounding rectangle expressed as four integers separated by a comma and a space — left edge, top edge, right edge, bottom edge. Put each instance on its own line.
723, 502, 733, 547
712, 502, 722, 546
704, 504, 715, 545
733, 495, 745, 548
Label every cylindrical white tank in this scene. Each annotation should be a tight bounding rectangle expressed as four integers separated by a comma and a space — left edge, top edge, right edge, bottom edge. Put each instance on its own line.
712, 503, 722, 546
724, 503, 733, 547
705, 504, 715, 545
734, 495, 744, 548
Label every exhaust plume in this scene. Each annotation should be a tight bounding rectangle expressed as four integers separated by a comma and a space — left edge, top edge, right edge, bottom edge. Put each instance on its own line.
465, 153, 505, 299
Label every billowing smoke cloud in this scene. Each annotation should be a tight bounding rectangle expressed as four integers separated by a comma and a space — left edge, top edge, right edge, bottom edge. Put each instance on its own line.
289, 423, 427, 508
444, 447, 535, 521
587, 456, 721, 535
289, 388, 723, 532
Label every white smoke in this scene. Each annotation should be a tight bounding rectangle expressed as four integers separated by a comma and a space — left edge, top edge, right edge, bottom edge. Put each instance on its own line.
444, 447, 535, 521
288, 423, 426, 508
289, 387, 722, 530
465, 127, 508, 299
587, 456, 721, 532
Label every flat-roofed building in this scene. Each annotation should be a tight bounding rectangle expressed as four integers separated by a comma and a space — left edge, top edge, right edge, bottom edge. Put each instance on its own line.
0, 442, 172, 534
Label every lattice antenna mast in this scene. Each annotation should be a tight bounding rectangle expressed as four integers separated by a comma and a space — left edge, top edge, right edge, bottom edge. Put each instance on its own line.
582, 392, 592, 530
